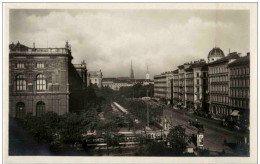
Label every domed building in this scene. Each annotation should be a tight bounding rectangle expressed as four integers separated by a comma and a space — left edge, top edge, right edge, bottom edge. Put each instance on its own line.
208, 47, 225, 63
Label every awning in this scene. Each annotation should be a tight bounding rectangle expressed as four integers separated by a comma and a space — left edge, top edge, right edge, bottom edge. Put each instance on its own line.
230, 110, 240, 116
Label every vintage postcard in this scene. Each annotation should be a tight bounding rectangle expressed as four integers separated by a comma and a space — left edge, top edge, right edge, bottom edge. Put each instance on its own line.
3, 2, 257, 164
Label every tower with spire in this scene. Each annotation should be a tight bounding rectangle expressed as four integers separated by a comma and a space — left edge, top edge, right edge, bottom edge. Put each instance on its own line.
146, 65, 150, 80
130, 60, 135, 79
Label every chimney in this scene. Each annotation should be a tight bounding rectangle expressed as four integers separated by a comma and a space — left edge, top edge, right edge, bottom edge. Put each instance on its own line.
33, 42, 35, 48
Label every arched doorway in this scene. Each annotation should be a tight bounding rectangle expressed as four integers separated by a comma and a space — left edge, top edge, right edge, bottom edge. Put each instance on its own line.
36, 101, 45, 117
16, 102, 25, 118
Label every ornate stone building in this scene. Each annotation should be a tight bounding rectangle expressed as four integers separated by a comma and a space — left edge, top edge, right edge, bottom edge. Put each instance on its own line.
9, 41, 87, 118
88, 70, 103, 88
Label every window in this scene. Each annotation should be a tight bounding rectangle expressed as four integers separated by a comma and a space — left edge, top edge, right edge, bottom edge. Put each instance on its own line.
246, 68, 249, 74
16, 63, 25, 69
36, 101, 45, 117
37, 63, 44, 68
36, 74, 46, 91
203, 72, 207, 77
196, 73, 199, 77
196, 87, 199, 92
16, 102, 25, 118
197, 79, 199, 84
16, 74, 26, 91
196, 95, 199, 100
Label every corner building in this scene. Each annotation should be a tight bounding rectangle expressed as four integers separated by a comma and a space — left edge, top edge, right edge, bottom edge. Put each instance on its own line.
9, 41, 87, 118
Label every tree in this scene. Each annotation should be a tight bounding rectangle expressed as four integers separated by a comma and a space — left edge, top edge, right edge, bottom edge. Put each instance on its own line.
20, 112, 61, 144
58, 113, 84, 147
167, 125, 187, 155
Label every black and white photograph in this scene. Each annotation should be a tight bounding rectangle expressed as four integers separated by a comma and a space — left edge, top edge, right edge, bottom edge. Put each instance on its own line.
3, 2, 257, 164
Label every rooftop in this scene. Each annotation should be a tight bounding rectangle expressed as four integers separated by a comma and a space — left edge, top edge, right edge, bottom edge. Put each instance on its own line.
208, 52, 240, 66
228, 55, 250, 67
9, 42, 71, 55
208, 47, 225, 58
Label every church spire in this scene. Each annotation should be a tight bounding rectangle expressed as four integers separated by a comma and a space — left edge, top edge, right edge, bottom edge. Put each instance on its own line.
130, 59, 134, 79
146, 65, 150, 80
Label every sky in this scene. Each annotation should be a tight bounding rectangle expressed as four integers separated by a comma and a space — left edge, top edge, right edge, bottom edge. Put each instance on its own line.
10, 9, 249, 79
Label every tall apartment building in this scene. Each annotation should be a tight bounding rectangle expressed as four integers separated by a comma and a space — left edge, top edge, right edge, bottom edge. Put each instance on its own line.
191, 61, 208, 112
173, 69, 179, 104
178, 65, 186, 107
208, 50, 240, 119
9, 41, 87, 118
173, 59, 207, 111
228, 54, 250, 121
185, 67, 194, 109
154, 72, 173, 101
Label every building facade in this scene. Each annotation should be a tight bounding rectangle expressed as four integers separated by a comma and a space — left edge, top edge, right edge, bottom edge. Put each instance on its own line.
154, 72, 173, 101
185, 68, 194, 110
9, 41, 87, 118
191, 61, 208, 112
172, 59, 207, 111
208, 51, 240, 118
88, 70, 103, 88
173, 69, 179, 104
228, 54, 250, 121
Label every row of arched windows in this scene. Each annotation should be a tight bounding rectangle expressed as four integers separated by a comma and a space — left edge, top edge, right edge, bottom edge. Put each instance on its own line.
16, 74, 46, 91
15, 101, 45, 118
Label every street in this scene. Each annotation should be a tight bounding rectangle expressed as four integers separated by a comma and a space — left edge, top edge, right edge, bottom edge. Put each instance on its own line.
163, 108, 249, 156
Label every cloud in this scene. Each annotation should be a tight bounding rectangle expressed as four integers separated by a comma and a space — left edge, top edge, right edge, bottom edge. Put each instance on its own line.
10, 10, 249, 79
